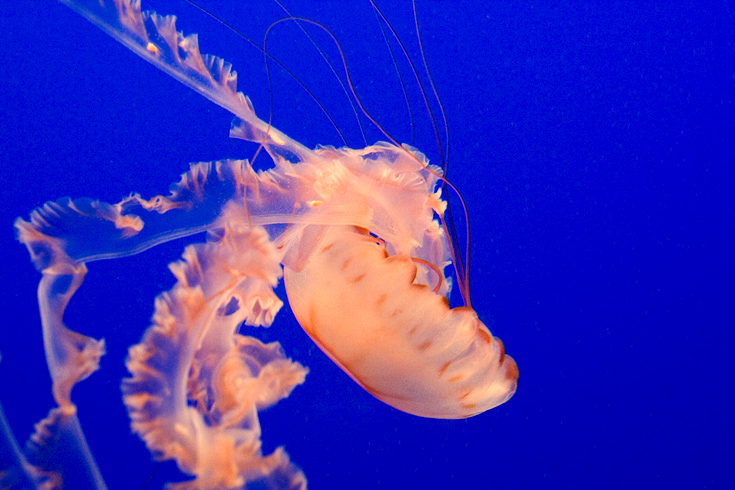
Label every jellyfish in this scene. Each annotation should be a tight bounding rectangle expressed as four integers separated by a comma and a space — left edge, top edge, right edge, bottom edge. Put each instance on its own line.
3, 0, 518, 488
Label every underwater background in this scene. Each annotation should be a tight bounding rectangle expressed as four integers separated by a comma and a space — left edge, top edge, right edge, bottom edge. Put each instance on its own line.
0, 0, 732, 488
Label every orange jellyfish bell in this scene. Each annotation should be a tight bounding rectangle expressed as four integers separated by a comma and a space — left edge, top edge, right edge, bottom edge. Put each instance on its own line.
285, 225, 518, 419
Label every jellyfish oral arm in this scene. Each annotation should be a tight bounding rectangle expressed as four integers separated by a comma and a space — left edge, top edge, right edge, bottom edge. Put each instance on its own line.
122, 224, 308, 490
58, 0, 312, 163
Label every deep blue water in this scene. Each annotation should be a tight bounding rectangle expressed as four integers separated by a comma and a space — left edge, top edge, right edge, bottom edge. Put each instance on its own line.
0, 1, 732, 489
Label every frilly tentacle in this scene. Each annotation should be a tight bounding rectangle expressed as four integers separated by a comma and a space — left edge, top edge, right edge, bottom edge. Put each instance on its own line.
122, 224, 307, 490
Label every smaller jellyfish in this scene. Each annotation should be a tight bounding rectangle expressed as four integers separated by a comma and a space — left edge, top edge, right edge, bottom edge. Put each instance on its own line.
6, 0, 518, 488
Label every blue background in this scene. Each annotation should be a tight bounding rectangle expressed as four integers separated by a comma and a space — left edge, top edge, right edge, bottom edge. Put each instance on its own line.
0, 1, 732, 488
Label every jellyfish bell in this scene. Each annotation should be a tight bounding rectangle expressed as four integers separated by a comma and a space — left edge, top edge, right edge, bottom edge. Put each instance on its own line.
284, 225, 518, 419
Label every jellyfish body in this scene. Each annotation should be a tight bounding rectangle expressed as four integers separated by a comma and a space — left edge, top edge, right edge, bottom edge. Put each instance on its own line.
285, 225, 518, 418
4, 0, 518, 488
